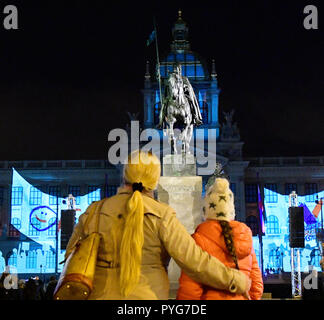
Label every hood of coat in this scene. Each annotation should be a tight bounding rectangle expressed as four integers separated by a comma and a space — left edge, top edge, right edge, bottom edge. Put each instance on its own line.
196, 220, 253, 259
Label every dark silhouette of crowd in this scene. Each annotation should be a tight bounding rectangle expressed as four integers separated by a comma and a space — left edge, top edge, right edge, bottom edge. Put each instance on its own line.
0, 272, 57, 300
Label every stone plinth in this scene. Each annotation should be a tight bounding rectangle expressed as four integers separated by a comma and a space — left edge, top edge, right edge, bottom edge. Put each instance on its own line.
157, 176, 203, 234
157, 158, 203, 298
162, 154, 196, 177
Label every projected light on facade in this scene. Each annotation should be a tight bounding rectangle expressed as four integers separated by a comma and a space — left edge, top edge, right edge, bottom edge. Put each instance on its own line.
5, 168, 101, 275
253, 188, 324, 273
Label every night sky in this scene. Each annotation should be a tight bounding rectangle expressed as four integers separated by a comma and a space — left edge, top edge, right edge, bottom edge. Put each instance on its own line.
0, 0, 323, 160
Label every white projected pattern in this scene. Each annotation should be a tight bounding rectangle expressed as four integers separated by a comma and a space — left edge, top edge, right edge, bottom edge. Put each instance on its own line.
5, 168, 101, 274
253, 188, 324, 273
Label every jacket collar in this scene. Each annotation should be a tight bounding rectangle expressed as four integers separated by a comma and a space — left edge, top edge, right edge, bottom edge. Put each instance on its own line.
116, 185, 161, 218
117, 185, 154, 199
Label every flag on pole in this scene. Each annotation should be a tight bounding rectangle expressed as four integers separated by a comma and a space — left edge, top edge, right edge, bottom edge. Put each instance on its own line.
257, 185, 267, 235
147, 17, 163, 109
146, 30, 156, 46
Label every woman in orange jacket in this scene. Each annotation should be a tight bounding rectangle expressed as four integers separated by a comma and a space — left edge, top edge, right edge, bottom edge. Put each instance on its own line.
177, 178, 264, 300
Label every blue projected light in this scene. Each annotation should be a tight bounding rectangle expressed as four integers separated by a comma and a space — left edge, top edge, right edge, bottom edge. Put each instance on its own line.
5, 168, 101, 275
166, 53, 196, 62
253, 188, 324, 273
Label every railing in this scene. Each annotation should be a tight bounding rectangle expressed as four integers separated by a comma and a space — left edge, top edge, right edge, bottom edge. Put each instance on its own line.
245, 156, 324, 167
0, 160, 116, 170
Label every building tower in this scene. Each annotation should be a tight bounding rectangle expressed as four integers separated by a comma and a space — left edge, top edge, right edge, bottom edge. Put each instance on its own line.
142, 10, 220, 135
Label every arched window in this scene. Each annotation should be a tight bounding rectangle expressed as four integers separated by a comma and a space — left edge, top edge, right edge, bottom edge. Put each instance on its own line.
266, 215, 280, 234
7, 251, 17, 267
162, 53, 206, 80
26, 251, 37, 269
48, 218, 56, 236
246, 215, 259, 236
46, 251, 56, 269
29, 217, 40, 236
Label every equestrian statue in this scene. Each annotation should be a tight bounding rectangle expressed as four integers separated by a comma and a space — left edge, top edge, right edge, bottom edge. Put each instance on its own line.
158, 63, 203, 154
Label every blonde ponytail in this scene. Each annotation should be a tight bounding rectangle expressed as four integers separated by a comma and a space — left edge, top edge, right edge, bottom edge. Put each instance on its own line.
119, 150, 160, 296
119, 190, 144, 296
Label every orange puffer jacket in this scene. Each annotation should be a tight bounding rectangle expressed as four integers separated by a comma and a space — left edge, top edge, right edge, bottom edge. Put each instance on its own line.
177, 220, 264, 300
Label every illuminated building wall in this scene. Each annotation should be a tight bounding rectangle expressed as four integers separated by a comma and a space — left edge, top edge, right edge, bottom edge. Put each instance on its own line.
254, 187, 324, 272
6, 168, 101, 274
243, 158, 324, 273
0, 161, 120, 276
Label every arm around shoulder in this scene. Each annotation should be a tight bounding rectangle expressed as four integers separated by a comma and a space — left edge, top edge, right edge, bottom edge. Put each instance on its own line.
159, 207, 249, 295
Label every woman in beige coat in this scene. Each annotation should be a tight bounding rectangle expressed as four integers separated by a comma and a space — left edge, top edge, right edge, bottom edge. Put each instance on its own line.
65, 150, 250, 299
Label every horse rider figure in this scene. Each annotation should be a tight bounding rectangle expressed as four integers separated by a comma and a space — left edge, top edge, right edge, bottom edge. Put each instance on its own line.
158, 63, 203, 154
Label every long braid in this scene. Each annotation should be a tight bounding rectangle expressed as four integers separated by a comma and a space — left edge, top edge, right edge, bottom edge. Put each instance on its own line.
219, 220, 239, 270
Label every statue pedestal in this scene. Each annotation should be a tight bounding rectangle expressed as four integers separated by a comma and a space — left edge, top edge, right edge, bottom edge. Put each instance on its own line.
157, 155, 203, 299
162, 153, 196, 177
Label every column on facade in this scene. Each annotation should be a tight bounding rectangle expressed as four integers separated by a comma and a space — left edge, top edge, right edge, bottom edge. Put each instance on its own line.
227, 161, 250, 222
209, 85, 219, 126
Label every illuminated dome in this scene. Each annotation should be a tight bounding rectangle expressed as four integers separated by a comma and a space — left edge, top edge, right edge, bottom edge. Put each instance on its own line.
159, 10, 209, 80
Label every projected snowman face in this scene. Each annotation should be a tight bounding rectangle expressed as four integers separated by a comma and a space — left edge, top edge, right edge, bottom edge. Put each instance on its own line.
29, 206, 57, 232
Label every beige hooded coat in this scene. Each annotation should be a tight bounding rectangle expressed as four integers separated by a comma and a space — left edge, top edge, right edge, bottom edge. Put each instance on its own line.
64, 188, 247, 300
